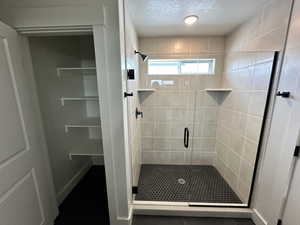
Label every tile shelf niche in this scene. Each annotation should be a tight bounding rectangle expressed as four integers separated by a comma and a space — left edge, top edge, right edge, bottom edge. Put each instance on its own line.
137, 88, 156, 93
205, 88, 232, 92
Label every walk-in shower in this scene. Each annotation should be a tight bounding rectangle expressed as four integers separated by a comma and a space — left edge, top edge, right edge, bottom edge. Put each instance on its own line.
134, 49, 276, 206
124, 0, 283, 207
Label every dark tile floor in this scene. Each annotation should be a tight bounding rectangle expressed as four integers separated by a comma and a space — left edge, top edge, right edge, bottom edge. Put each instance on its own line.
53, 165, 254, 225
133, 216, 256, 225
136, 165, 241, 203
54, 166, 110, 225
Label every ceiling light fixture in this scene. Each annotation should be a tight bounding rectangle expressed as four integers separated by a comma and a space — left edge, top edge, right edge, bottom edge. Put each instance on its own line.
184, 15, 198, 25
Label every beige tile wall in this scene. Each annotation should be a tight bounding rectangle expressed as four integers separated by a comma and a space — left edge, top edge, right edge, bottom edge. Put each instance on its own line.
215, 52, 274, 202
226, 0, 290, 52
215, 0, 292, 202
138, 36, 225, 165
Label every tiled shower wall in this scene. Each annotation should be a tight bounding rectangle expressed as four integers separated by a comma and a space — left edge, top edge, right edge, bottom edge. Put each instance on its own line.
139, 37, 225, 165
215, 0, 291, 202
215, 52, 274, 202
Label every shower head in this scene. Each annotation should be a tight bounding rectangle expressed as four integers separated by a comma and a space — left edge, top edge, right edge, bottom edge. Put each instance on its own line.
134, 50, 149, 61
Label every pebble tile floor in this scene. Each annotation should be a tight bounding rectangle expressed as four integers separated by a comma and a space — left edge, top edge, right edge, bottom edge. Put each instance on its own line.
136, 165, 242, 203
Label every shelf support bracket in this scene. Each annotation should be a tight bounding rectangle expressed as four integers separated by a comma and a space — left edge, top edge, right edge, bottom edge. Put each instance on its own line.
61, 98, 65, 106
65, 126, 69, 133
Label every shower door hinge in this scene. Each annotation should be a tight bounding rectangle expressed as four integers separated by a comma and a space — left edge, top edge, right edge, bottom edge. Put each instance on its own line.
132, 186, 138, 194
277, 219, 282, 225
294, 146, 300, 157
276, 91, 290, 98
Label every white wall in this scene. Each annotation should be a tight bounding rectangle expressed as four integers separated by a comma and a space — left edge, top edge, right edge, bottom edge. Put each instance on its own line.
124, 1, 142, 188
93, 0, 133, 224
0, 0, 104, 28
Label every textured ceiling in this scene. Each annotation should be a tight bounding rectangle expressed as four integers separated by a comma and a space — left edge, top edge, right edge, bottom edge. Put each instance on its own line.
0, 0, 96, 8
127, 0, 268, 37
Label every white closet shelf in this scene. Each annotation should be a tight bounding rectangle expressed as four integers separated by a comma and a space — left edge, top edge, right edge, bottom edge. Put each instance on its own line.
60, 96, 98, 106
205, 88, 232, 92
64, 118, 100, 132
57, 67, 96, 77
137, 88, 156, 92
68, 141, 103, 160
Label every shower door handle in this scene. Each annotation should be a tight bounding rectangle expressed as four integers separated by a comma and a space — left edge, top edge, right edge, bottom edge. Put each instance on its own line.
184, 127, 189, 148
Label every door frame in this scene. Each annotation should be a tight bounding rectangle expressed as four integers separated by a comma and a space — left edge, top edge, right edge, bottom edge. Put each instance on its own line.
17, 23, 133, 225
18, 26, 96, 207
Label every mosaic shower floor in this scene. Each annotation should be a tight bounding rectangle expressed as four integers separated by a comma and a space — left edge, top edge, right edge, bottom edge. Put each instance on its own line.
135, 165, 242, 203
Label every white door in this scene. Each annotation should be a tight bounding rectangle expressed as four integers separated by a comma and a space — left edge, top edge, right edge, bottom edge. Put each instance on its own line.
0, 21, 58, 225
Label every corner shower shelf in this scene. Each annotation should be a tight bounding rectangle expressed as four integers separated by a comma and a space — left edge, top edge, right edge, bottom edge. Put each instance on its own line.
68, 140, 103, 160
137, 88, 156, 93
60, 96, 99, 106
64, 118, 101, 133
57, 67, 96, 77
205, 88, 232, 92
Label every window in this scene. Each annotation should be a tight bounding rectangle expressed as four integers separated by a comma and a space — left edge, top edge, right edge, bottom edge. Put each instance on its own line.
148, 58, 215, 75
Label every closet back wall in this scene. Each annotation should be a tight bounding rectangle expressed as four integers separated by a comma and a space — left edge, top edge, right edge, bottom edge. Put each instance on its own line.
29, 36, 96, 204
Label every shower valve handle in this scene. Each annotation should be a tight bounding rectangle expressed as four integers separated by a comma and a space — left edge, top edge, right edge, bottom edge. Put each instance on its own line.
135, 108, 143, 119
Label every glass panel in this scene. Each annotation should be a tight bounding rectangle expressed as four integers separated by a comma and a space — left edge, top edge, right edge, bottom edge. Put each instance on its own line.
136, 88, 195, 202
189, 51, 277, 205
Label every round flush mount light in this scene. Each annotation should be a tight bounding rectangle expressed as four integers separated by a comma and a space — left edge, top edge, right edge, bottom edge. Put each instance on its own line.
184, 15, 198, 25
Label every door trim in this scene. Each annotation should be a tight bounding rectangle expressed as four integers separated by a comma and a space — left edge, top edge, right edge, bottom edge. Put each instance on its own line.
15, 25, 94, 36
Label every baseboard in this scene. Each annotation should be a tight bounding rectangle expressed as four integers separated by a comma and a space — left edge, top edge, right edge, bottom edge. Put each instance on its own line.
117, 205, 134, 225
252, 209, 268, 225
56, 161, 92, 205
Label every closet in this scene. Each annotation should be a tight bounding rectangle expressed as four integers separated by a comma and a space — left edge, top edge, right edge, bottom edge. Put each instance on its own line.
27, 34, 103, 204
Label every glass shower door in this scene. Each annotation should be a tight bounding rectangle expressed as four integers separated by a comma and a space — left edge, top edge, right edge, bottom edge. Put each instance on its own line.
188, 51, 277, 206
188, 89, 236, 204
136, 88, 195, 202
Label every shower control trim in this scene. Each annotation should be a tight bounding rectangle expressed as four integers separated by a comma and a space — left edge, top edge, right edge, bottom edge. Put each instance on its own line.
135, 108, 143, 119
184, 127, 189, 148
